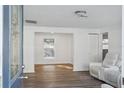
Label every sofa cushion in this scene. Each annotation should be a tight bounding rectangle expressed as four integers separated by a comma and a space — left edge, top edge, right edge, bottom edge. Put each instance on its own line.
103, 67, 120, 83
102, 53, 119, 68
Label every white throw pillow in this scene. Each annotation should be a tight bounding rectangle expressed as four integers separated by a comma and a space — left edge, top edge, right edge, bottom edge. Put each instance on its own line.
102, 53, 119, 68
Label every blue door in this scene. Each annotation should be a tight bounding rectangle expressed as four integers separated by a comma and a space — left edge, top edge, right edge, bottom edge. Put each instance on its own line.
3, 5, 23, 88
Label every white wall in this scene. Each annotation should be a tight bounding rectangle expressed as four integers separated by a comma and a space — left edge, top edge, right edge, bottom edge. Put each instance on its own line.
24, 26, 99, 72
0, 5, 3, 87
73, 31, 89, 71
88, 34, 100, 62
35, 33, 73, 64
24, 27, 35, 72
24, 25, 122, 73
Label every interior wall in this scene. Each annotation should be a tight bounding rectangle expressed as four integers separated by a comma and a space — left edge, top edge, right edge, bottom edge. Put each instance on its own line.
24, 26, 99, 73
88, 34, 100, 62
23, 27, 35, 72
34, 32, 73, 64
23, 25, 122, 73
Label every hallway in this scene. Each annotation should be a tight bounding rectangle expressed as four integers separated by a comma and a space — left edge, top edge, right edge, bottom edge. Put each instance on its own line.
23, 64, 104, 88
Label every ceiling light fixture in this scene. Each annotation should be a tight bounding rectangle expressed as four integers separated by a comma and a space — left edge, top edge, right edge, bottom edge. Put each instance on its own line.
75, 10, 88, 17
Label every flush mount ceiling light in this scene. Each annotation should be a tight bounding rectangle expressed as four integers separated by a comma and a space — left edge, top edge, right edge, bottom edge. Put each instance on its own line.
75, 10, 88, 17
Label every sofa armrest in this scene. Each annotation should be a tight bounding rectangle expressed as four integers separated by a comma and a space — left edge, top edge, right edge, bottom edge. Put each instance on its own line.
89, 62, 102, 78
103, 66, 120, 86
90, 62, 102, 67
103, 66, 120, 71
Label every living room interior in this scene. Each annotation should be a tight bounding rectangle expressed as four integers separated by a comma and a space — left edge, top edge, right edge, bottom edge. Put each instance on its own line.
22, 5, 122, 88
0, 5, 123, 88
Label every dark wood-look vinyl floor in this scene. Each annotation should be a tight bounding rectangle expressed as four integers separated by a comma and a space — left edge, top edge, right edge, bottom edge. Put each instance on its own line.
22, 64, 104, 88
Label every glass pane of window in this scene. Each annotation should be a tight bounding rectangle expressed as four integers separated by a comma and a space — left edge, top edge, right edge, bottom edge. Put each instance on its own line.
10, 6, 20, 79
44, 39, 55, 58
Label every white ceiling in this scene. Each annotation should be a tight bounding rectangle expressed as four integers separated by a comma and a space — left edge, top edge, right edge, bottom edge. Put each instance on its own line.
24, 5, 122, 28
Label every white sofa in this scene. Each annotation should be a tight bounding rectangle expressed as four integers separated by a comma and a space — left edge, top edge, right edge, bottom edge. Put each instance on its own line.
89, 53, 121, 88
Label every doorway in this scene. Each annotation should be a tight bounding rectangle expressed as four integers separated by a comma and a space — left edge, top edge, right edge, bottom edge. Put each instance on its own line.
34, 32, 73, 65
88, 33, 101, 62
23, 32, 76, 87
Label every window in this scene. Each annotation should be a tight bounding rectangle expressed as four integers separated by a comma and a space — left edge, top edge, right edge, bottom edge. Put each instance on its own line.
43, 38, 55, 58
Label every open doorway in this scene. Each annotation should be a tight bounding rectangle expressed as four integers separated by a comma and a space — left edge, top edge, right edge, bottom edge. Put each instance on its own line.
23, 32, 75, 87
34, 32, 74, 70
34, 32, 73, 66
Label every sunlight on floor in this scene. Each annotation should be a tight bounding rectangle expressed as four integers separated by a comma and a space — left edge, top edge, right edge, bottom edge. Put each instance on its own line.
56, 65, 73, 70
